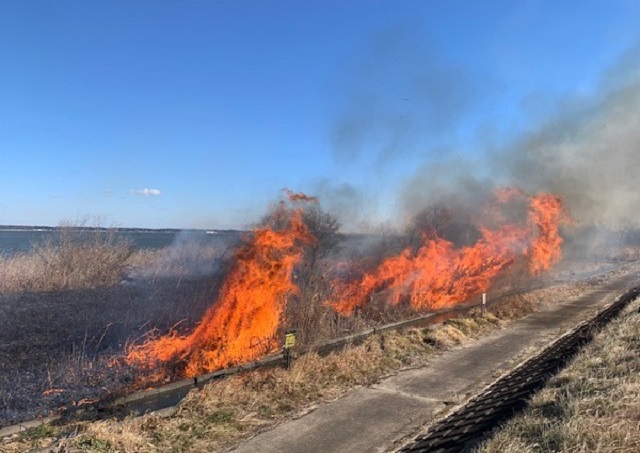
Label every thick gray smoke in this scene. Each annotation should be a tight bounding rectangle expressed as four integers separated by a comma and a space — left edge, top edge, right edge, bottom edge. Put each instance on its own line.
327, 25, 640, 261
396, 44, 640, 261
310, 179, 370, 231
399, 45, 640, 235
497, 45, 640, 229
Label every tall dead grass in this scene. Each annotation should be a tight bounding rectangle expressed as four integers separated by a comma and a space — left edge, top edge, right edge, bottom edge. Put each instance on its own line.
0, 221, 133, 293
0, 225, 229, 293
474, 298, 640, 453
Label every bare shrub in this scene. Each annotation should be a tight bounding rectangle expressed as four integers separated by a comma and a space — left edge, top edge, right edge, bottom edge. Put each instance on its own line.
258, 201, 354, 345
32, 219, 133, 292
404, 203, 453, 252
0, 218, 133, 293
282, 206, 366, 345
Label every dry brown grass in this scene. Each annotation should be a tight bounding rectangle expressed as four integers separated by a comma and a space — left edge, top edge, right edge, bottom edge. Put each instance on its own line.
0, 223, 133, 293
2, 313, 504, 453
0, 252, 44, 293
0, 226, 228, 294
474, 298, 640, 453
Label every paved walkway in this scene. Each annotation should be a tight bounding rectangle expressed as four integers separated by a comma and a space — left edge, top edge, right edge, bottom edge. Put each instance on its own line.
231, 270, 640, 453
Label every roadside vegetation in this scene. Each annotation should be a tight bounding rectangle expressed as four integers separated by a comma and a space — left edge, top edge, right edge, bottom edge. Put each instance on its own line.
473, 297, 640, 453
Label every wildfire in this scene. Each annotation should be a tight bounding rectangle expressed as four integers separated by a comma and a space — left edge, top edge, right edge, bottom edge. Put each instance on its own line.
126, 197, 315, 377
330, 191, 569, 315
125, 188, 569, 380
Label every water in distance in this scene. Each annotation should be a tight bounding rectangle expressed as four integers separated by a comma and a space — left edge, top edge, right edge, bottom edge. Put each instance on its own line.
0, 227, 242, 256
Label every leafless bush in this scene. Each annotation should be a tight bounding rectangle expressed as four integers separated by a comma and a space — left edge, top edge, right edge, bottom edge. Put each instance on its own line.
285, 260, 370, 346
0, 218, 133, 293
404, 203, 453, 252
282, 206, 369, 345
34, 219, 133, 292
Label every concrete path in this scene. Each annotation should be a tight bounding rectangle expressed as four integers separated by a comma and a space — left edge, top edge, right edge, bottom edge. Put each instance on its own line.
231, 270, 640, 453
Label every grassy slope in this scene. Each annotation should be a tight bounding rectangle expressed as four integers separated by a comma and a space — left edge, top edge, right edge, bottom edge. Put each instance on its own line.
475, 298, 640, 453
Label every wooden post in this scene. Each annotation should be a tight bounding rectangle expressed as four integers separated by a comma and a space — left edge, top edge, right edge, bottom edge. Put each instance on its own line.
481, 292, 487, 316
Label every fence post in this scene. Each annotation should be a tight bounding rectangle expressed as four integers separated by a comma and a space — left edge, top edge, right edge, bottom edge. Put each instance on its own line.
283, 330, 297, 369
481, 292, 487, 316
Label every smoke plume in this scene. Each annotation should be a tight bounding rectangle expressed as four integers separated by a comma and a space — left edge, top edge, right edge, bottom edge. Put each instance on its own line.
497, 45, 640, 229
395, 43, 640, 243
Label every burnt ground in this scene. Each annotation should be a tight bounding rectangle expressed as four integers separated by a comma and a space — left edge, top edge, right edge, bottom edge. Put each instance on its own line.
0, 275, 222, 427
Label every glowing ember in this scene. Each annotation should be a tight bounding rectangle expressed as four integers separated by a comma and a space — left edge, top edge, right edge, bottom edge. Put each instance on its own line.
126, 197, 315, 377
330, 191, 569, 316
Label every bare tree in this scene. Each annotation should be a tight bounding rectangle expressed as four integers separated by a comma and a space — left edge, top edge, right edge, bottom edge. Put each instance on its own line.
283, 205, 345, 345
301, 206, 342, 270
259, 203, 342, 270
404, 203, 452, 253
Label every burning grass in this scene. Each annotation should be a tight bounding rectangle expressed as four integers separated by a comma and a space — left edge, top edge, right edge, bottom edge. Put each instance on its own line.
125, 201, 316, 378
2, 269, 629, 453
330, 191, 569, 315
4, 186, 632, 450
0, 187, 606, 432
473, 297, 640, 453
121, 189, 570, 384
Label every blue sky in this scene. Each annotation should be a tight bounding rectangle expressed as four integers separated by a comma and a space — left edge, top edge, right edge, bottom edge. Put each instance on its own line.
1, 1, 639, 229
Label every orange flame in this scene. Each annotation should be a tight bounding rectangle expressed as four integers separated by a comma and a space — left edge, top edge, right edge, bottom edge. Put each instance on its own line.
283, 188, 319, 203
126, 188, 568, 380
528, 194, 567, 274
126, 201, 315, 377
330, 191, 569, 316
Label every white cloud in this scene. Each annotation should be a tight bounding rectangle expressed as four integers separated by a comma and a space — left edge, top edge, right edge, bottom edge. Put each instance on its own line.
130, 188, 161, 196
